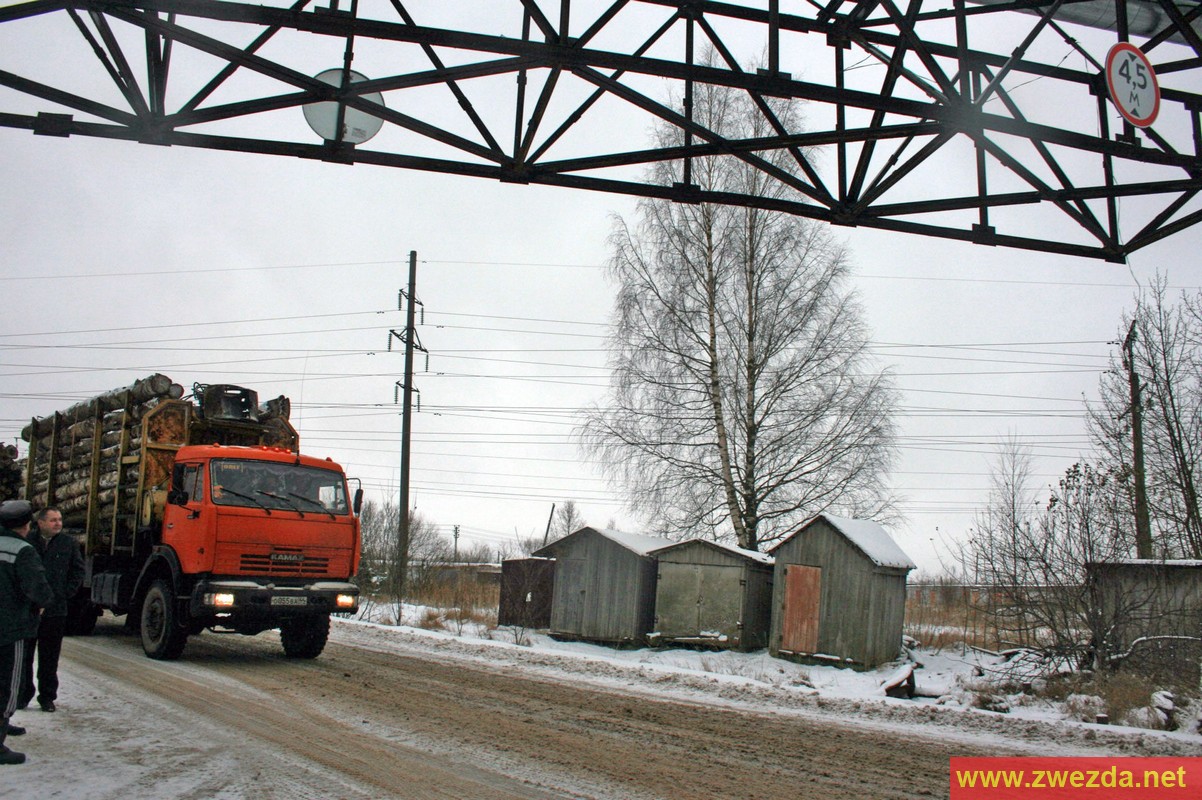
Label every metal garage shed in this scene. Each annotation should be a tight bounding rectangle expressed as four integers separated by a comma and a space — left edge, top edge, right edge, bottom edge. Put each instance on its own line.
769, 514, 915, 668
649, 539, 774, 650
533, 526, 669, 645
1085, 559, 1202, 685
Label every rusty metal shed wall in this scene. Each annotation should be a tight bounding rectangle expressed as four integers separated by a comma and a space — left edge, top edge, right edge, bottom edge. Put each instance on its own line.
652, 540, 774, 650
497, 558, 556, 629
769, 518, 910, 668
537, 528, 659, 644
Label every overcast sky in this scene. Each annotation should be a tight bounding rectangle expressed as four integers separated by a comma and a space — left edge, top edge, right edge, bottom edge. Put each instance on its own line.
2, 1, 1200, 574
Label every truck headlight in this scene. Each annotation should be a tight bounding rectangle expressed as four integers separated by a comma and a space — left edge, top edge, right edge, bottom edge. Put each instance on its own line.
335, 593, 357, 609
205, 592, 236, 608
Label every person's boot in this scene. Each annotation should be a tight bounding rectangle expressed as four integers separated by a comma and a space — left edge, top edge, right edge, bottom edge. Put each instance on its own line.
0, 726, 26, 765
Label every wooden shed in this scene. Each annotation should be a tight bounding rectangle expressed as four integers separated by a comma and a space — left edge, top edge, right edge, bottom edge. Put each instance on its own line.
769, 514, 915, 668
497, 557, 556, 630
648, 539, 774, 650
532, 526, 669, 645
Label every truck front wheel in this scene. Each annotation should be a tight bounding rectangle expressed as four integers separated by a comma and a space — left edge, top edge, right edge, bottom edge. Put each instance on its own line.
280, 614, 330, 659
141, 579, 188, 660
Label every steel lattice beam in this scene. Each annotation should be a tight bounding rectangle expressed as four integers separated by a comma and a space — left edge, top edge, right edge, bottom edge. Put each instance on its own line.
1, 0, 1200, 261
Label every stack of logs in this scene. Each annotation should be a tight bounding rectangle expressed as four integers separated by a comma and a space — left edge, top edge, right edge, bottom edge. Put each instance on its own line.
0, 442, 21, 503
21, 374, 185, 529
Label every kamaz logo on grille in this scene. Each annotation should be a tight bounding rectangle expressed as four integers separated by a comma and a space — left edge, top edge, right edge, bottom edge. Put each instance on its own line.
270, 552, 305, 563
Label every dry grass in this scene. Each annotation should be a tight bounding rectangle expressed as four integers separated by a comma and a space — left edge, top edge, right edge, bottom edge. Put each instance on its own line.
358, 580, 500, 631
1095, 672, 1161, 723
905, 625, 977, 652
904, 585, 998, 651
409, 581, 499, 630
1043, 670, 1184, 724
416, 607, 446, 630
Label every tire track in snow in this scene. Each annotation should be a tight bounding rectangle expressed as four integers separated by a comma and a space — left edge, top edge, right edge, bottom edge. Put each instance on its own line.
55, 628, 577, 799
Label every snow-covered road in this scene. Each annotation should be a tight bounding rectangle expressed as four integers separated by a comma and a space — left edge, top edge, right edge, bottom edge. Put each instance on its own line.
7, 615, 1200, 799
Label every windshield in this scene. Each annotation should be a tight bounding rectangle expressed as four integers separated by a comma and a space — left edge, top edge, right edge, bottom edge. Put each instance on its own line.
210, 459, 349, 515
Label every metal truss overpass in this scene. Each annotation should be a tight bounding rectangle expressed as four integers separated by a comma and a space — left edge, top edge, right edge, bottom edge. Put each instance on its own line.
1, 0, 1200, 261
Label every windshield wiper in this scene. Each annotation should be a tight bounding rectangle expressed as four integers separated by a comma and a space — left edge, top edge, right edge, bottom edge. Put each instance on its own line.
287, 492, 337, 519
256, 490, 305, 517
219, 487, 272, 514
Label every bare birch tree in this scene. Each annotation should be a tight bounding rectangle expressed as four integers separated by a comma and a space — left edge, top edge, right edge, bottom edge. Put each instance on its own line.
582, 82, 897, 551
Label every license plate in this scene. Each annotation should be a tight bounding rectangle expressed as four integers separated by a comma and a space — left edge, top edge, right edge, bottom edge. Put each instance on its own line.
271, 596, 308, 606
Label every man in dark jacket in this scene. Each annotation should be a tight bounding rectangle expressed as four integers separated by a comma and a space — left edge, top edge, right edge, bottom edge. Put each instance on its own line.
0, 499, 53, 766
19, 507, 84, 713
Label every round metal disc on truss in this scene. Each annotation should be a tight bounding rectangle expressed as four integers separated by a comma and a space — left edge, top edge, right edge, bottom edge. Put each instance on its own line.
302, 68, 385, 145
1105, 42, 1160, 129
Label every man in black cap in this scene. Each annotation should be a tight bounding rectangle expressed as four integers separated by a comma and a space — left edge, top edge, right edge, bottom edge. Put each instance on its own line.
0, 499, 52, 766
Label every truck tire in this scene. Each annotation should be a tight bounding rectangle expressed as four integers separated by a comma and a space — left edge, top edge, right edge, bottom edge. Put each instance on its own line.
141, 579, 188, 660
280, 613, 330, 659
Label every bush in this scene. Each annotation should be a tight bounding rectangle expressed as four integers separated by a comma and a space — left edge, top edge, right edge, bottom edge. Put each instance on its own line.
1095, 672, 1162, 724
1038, 670, 1194, 729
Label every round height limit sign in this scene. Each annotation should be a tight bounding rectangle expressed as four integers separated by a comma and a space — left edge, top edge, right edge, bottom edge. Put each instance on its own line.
1105, 42, 1160, 128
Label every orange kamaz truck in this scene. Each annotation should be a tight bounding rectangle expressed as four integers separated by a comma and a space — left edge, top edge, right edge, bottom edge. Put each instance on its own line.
20, 375, 361, 660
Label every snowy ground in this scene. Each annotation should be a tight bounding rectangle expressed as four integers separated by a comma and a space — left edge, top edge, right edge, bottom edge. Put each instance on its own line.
6, 607, 1201, 798
355, 603, 1202, 751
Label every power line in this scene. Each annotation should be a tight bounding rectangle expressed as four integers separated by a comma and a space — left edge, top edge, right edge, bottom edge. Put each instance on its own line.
0, 259, 413, 282
4, 253, 1200, 292
0, 309, 398, 340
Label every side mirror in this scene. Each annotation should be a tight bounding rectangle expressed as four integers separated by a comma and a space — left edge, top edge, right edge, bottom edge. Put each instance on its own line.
167, 489, 188, 506
353, 488, 364, 515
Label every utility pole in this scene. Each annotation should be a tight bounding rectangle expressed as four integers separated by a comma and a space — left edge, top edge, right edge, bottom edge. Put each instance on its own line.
389, 250, 425, 603
452, 523, 462, 614
542, 503, 556, 546
1123, 319, 1153, 558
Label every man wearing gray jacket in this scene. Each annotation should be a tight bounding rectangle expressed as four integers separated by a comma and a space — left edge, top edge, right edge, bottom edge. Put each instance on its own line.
0, 500, 52, 766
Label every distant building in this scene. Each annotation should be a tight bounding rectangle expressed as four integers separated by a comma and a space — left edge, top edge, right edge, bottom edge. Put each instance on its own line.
422, 562, 502, 586
769, 514, 915, 668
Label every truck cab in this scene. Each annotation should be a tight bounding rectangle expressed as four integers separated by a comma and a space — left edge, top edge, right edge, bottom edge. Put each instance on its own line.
134, 444, 361, 659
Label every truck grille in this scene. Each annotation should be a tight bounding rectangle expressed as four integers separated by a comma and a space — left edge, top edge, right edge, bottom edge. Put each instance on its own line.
240, 553, 331, 576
